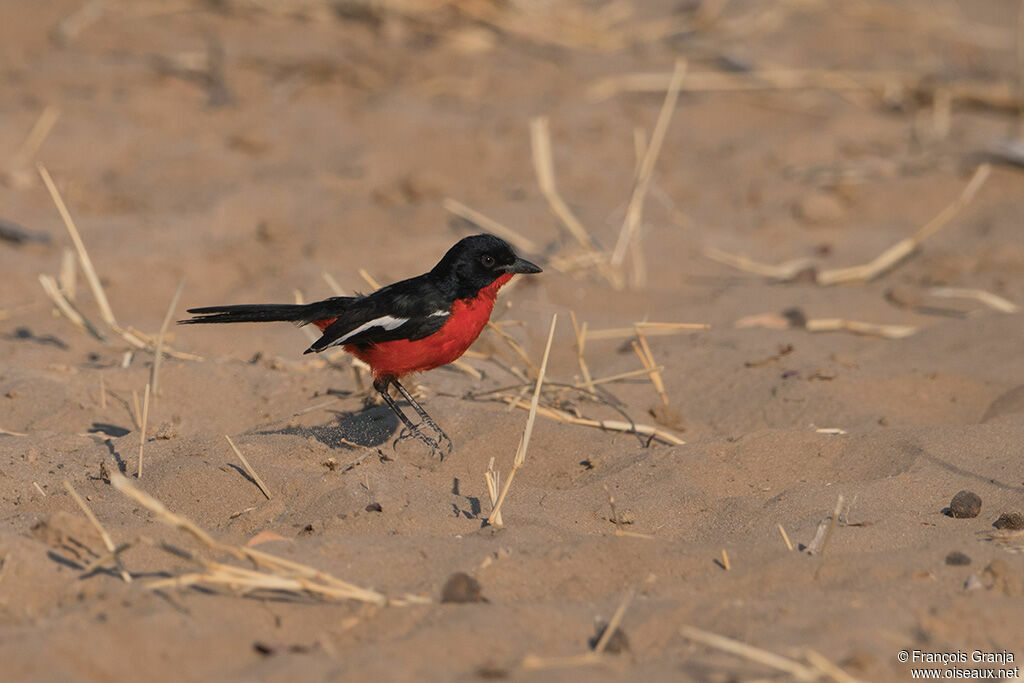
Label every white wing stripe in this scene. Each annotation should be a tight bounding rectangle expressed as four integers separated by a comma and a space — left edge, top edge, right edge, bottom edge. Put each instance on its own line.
332, 315, 410, 345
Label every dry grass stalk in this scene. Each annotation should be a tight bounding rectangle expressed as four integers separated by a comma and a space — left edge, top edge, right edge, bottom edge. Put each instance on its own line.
569, 312, 595, 393
804, 318, 917, 339
33, 481, 46, 497
37, 163, 117, 326
225, 435, 272, 500
58, 248, 77, 300
9, 106, 60, 176
819, 494, 844, 556
633, 328, 669, 405
593, 588, 635, 654
521, 653, 613, 671
137, 383, 150, 479
321, 271, 346, 296
358, 268, 381, 291
588, 68, 917, 101
804, 648, 865, 683
523, 588, 636, 670
37, 164, 201, 361
818, 164, 991, 284
705, 247, 814, 281
586, 322, 709, 340
500, 395, 684, 445
487, 313, 558, 526
486, 321, 538, 375
293, 289, 321, 343
109, 473, 404, 605
604, 485, 654, 539
63, 479, 132, 583
130, 389, 142, 431
0, 427, 28, 437
778, 524, 793, 551
38, 274, 104, 341
575, 365, 666, 389
679, 625, 824, 682
708, 164, 992, 286
443, 198, 540, 255
529, 117, 615, 285
150, 279, 184, 397
610, 58, 687, 273
484, 456, 502, 527
450, 359, 482, 379
929, 287, 1019, 313
720, 549, 731, 571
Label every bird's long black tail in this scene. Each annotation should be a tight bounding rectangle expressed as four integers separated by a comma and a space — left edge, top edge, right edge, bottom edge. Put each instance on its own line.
180, 297, 352, 326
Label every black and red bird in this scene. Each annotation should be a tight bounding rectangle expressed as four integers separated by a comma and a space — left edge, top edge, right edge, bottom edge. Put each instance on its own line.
180, 234, 542, 456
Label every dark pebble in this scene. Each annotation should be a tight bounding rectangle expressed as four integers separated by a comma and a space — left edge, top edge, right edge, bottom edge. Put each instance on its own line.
994, 512, 1024, 530
589, 622, 630, 654
945, 551, 971, 566
948, 490, 981, 518
364, 502, 382, 512
441, 572, 486, 603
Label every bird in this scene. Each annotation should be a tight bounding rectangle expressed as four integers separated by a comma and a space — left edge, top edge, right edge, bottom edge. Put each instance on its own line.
180, 233, 542, 456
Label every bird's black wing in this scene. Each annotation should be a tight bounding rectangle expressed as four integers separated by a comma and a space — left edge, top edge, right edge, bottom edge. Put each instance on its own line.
304, 275, 452, 353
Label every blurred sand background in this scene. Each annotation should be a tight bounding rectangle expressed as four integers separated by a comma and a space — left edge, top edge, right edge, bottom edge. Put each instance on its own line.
1, 0, 1024, 680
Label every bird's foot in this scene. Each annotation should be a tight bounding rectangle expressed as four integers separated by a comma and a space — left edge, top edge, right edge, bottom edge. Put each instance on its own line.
394, 425, 450, 459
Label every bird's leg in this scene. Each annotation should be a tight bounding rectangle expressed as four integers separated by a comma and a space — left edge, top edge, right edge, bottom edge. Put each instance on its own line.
373, 378, 443, 456
391, 379, 453, 455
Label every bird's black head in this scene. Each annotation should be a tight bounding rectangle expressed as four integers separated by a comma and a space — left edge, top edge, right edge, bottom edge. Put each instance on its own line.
432, 234, 542, 299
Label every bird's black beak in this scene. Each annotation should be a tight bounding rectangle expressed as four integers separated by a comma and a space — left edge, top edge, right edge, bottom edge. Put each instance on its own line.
507, 257, 542, 274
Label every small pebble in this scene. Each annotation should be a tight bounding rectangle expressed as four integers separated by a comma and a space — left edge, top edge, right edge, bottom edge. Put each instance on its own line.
589, 622, 630, 654
441, 572, 486, 604
781, 307, 807, 328
948, 490, 981, 518
794, 192, 846, 226
994, 512, 1024, 530
964, 574, 984, 592
945, 551, 971, 566
364, 502, 382, 512
153, 422, 177, 440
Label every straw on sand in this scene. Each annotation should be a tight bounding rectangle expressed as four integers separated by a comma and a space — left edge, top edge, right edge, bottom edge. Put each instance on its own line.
529, 117, 616, 285
929, 287, 1019, 313
522, 588, 636, 670
109, 473, 414, 605
225, 435, 273, 500
680, 625, 820, 682
585, 322, 709, 340
38, 163, 117, 326
817, 164, 991, 284
38, 274, 105, 341
633, 327, 669, 405
37, 164, 202, 361
63, 480, 132, 583
569, 311, 594, 393
150, 279, 184, 397
610, 59, 687, 273
706, 164, 992, 285
487, 314, 557, 526
137, 383, 150, 478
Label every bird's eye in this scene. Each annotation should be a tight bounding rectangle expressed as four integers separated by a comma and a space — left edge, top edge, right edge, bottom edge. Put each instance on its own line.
480, 254, 496, 268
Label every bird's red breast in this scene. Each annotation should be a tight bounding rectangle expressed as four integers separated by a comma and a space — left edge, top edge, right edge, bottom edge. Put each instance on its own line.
322, 273, 513, 381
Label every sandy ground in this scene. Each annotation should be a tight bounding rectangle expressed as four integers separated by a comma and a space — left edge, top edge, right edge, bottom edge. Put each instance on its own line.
2, 1, 1024, 681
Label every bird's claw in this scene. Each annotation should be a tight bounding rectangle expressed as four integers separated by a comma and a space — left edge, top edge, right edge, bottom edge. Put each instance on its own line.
394, 424, 451, 459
